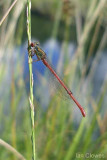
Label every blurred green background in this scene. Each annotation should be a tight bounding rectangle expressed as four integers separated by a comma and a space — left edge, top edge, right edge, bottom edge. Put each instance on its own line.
0, 0, 107, 159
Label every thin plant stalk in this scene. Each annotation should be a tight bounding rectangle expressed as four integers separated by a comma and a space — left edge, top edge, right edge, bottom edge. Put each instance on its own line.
27, 0, 36, 160
0, 139, 26, 160
0, 0, 18, 26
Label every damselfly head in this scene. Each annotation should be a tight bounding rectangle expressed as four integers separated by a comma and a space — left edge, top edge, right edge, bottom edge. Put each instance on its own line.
31, 43, 34, 47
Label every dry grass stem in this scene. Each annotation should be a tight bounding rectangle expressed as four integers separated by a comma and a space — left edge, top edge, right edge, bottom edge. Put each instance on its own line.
0, 139, 26, 160
0, 0, 18, 26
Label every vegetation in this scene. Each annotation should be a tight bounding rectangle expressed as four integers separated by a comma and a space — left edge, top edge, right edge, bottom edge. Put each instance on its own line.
0, 0, 107, 159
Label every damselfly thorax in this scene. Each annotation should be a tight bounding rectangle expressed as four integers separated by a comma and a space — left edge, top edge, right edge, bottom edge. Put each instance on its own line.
31, 42, 46, 60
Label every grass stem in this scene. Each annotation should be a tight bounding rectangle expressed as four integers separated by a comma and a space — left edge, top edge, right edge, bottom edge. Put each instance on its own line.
27, 0, 36, 159
0, 0, 18, 26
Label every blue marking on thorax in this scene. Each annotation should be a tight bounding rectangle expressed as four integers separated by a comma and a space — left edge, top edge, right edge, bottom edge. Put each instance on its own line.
34, 46, 39, 52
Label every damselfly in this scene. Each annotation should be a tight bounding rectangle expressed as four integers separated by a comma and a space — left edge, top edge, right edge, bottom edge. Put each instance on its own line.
28, 42, 86, 117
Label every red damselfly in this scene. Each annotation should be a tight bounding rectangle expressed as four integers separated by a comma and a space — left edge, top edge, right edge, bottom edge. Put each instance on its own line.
28, 42, 86, 117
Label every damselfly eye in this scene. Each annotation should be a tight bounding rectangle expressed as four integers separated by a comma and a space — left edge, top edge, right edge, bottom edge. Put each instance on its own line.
31, 43, 34, 47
